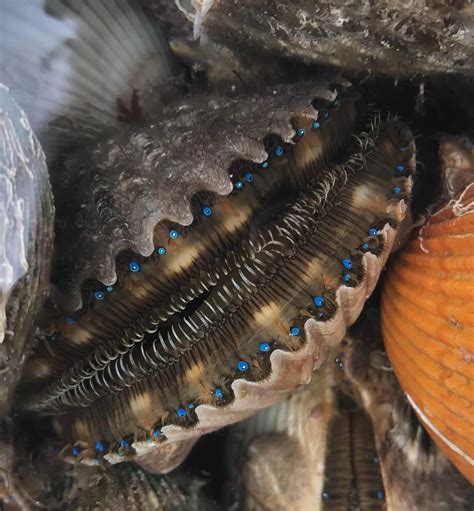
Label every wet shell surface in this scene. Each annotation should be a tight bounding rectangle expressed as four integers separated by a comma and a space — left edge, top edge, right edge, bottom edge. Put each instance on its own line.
381, 183, 474, 483
16, 83, 416, 472
0, 84, 54, 418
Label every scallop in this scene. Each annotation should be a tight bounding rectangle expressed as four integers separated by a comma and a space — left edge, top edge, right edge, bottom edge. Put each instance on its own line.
381, 183, 474, 483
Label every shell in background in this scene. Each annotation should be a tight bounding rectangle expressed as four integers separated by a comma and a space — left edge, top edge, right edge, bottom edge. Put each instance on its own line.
63, 463, 217, 511
0, 84, 54, 418
0, 0, 177, 161
224, 355, 387, 511
189, 0, 474, 76
225, 358, 337, 511
381, 183, 474, 483
344, 308, 474, 509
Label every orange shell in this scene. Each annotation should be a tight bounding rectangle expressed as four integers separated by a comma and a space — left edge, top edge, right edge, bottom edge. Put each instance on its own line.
381, 184, 474, 483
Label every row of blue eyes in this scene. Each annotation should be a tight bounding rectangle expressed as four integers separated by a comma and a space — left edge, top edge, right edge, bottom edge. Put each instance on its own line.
65, 107, 405, 315
70, 106, 405, 456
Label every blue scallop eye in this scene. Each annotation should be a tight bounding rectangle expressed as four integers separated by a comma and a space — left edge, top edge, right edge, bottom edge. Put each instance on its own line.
312, 121, 320, 129
202, 206, 212, 217
120, 439, 129, 448
376, 490, 385, 500
259, 342, 270, 352
313, 295, 324, 307
234, 181, 243, 190
245, 172, 254, 183
260, 160, 269, 169
237, 360, 249, 372
297, 128, 305, 137
152, 427, 161, 437
156, 246, 166, 256
361, 242, 369, 251
176, 408, 186, 417
106, 285, 113, 292
94, 290, 104, 300
369, 228, 377, 237
289, 326, 300, 336
342, 259, 352, 270
187, 402, 194, 409
392, 186, 401, 194
396, 164, 406, 173
129, 262, 140, 272
320, 109, 329, 119
71, 446, 80, 457
274, 145, 284, 157
95, 441, 105, 452
214, 387, 223, 398
169, 229, 179, 239
65, 315, 75, 325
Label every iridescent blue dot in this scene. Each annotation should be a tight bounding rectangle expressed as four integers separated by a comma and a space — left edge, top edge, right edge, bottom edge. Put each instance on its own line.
361, 242, 369, 251
94, 290, 104, 301
376, 490, 385, 500
245, 172, 254, 183
373, 456, 379, 464
72, 446, 80, 457
65, 315, 75, 325
188, 402, 194, 409
320, 109, 329, 119
202, 206, 212, 217
297, 128, 305, 137
120, 439, 129, 448
343, 274, 351, 282
214, 387, 223, 398
260, 160, 269, 169
169, 229, 179, 239
234, 181, 243, 190
369, 228, 377, 237
274, 146, 284, 157
312, 121, 320, 129
318, 312, 324, 318
342, 259, 352, 270
106, 286, 113, 292
177, 408, 187, 417
95, 441, 105, 452
259, 342, 270, 353
237, 360, 249, 372
396, 164, 406, 173
153, 428, 161, 437
400, 146, 407, 152
313, 295, 325, 307
322, 491, 331, 500
129, 262, 140, 273
393, 186, 401, 194
156, 246, 166, 256
290, 326, 300, 336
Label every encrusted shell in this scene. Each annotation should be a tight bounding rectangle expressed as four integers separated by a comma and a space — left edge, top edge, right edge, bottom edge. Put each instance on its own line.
381, 183, 474, 483
0, 84, 54, 417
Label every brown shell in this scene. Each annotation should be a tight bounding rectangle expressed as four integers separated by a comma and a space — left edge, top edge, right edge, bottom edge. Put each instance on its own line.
381, 184, 474, 483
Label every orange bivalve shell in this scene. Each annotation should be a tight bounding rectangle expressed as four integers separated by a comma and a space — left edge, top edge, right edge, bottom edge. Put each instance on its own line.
381, 183, 474, 483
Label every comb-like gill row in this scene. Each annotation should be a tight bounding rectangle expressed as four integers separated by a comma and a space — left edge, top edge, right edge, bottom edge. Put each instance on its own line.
17, 86, 415, 470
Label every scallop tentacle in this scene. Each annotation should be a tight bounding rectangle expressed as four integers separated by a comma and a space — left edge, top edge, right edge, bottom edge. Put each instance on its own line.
52, 81, 342, 308
18, 84, 415, 473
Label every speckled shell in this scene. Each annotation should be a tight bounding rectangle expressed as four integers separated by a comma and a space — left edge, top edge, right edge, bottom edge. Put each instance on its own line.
188, 0, 474, 76
0, 84, 54, 418
381, 183, 474, 483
